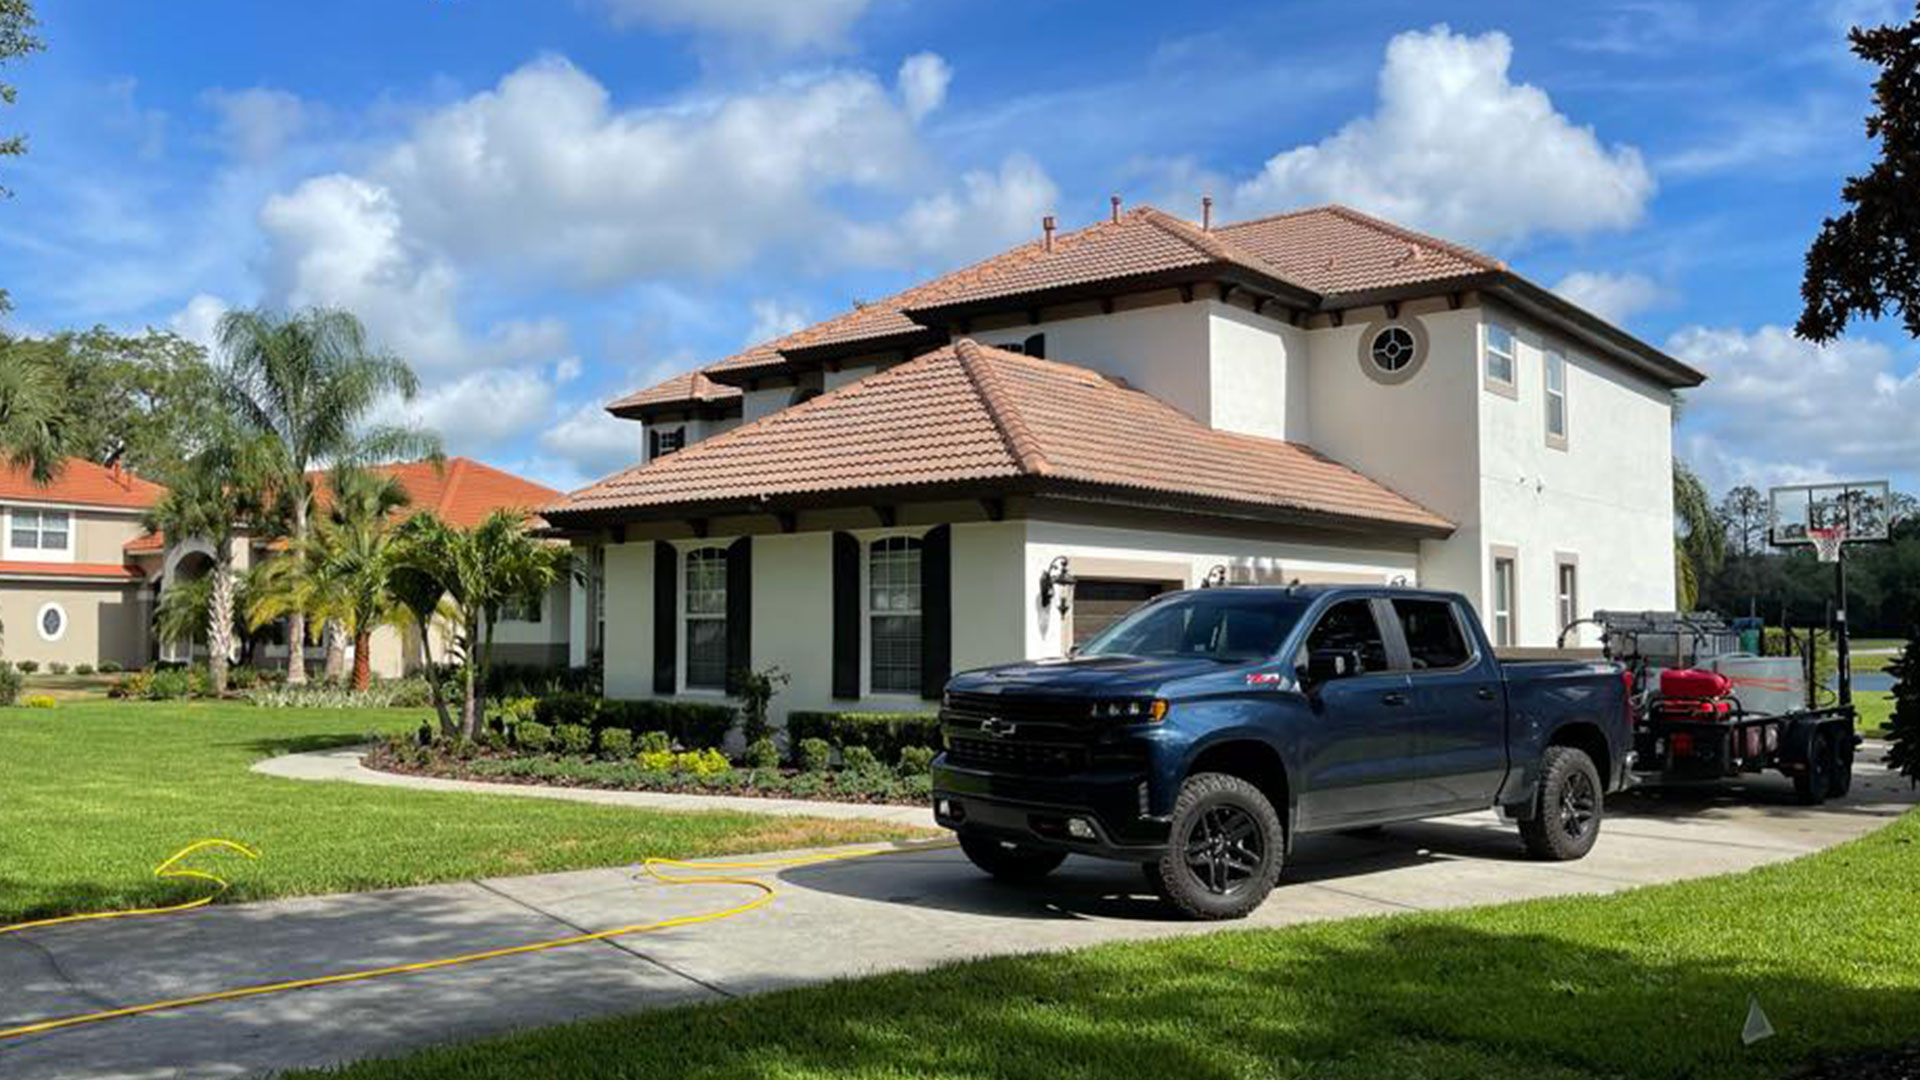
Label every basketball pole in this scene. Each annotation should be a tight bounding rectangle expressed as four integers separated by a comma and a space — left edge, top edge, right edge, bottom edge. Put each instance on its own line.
1835, 545, 1852, 711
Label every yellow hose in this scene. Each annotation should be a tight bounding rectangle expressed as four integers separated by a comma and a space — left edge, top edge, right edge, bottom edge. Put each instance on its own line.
0, 836, 954, 1041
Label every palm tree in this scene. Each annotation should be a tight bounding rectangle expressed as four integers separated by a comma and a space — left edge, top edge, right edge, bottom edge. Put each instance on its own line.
0, 345, 66, 484
391, 510, 576, 738
1673, 461, 1725, 611
312, 463, 411, 691
144, 435, 269, 695
215, 306, 439, 684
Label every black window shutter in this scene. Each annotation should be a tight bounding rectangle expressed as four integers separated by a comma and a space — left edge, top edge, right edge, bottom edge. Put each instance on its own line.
832, 531, 861, 699
725, 536, 752, 694
920, 525, 952, 700
652, 542, 677, 695
647, 428, 660, 461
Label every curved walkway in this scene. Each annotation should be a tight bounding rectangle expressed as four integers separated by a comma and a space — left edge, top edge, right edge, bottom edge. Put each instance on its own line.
251, 745, 934, 826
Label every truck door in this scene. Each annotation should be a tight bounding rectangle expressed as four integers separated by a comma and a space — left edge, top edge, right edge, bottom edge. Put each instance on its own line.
1389, 596, 1507, 809
1295, 597, 1420, 827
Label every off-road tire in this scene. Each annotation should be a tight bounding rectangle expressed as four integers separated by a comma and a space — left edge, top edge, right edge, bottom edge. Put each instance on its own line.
1146, 772, 1284, 920
1827, 733, 1855, 800
1796, 731, 1833, 805
1519, 746, 1603, 861
958, 834, 1067, 883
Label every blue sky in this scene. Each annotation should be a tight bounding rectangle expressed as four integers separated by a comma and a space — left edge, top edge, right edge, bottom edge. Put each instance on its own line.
2, 0, 1915, 497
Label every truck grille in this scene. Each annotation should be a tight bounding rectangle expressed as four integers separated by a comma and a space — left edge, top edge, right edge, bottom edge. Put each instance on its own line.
945, 736, 1089, 775
943, 692, 1089, 728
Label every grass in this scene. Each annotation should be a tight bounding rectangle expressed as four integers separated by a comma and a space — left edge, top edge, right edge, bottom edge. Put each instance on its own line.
293, 806, 1920, 1080
0, 701, 925, 923
20, 672, 123, 701
1857, 690, 1894, 736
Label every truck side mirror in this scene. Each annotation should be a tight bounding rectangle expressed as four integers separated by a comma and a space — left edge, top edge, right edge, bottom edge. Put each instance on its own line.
1303, 648, 1363, 686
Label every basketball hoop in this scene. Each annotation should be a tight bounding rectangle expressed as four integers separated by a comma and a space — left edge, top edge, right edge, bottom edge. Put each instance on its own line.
1808, 524, 1849, 563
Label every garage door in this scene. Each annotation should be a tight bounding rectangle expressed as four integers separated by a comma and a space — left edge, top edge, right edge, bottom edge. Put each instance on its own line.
1072, 579, 1177, 648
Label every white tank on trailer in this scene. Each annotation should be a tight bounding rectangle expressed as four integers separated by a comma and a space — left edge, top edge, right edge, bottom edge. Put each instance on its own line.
1709, 655, 1806, 717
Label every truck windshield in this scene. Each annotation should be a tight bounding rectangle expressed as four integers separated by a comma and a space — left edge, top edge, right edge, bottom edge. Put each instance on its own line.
1078, 592, 1312, 663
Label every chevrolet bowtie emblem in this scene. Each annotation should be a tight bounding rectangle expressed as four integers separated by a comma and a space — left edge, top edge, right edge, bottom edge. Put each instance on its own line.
981, 718, 1017, 738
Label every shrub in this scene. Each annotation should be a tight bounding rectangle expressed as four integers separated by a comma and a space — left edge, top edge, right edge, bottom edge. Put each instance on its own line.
48, 661, 68, 676
598, 727, 634, 759
98, 660, 123, 674
796, 737, 833, 774
896, 745, 937, 777
515, 721, 554, 753
492, 695, 539, 731
23, 694, 57, 709
226, 666, 257, 690
74, 663, 94, 677
734, 666, 790, 745
742, 737, 780, 769
1886, 634, 1919, 785
148, 668, 193, 701
841, 745, 882, 774
637, 747, 731, 777
636, 729, 672, 755
786, 710, 942, 761
555, 723, 594, 756
110, 670, 151, 700
0, 662, 19, 706
18, 660, 38, 674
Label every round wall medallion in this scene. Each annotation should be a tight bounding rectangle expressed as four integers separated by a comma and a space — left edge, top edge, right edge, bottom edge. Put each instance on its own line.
36, 601, 67, 642
1357, 315, 1430, 385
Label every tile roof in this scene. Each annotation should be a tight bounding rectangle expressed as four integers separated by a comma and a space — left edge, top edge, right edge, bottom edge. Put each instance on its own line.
605, 369, 743, 418
554, 340, 1450, 535
0, 560, 145, 581
1211, 205, 1501, 297
0, 458, 166, 511
125, 531, 166, 554
312, 457, 561, 529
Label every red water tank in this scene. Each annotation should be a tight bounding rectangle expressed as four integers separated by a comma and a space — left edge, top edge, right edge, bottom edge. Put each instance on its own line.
1660, 668, 1733, 700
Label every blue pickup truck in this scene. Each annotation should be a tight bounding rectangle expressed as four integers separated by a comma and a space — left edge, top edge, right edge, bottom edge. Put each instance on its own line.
931, 585, 1633, 919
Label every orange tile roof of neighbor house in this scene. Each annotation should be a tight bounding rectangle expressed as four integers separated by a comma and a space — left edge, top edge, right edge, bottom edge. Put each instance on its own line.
311, 457, 561, 529
553, 340, 1452, 536
0, 458, 166, 511
0, 560, 145, 580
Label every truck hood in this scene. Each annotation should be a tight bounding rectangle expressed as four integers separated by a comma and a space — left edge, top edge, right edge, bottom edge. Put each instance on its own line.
947, 655, 1237, 698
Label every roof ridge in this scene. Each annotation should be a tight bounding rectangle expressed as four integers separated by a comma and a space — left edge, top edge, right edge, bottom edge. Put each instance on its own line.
1317, 204, 1504, 272
436, 457, 469, 516
951, 339, 1052, 476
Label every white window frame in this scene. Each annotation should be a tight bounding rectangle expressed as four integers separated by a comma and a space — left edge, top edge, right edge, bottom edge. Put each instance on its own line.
36, 600, 68, 642
862, 532, 926, 699
7, 506, 73, 562
1484, 321, 1518, 398
1544, 349, 1569, 449
1490, 547, 1518, 648
679, 545, 729, 693
1555, 554, 1580, 636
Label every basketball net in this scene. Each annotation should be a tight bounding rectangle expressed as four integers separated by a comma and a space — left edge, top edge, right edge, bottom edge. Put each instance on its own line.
1808, 524, 1848, 564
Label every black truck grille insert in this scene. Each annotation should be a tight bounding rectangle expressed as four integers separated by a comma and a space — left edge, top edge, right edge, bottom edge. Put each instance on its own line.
945, 737, 1089, 775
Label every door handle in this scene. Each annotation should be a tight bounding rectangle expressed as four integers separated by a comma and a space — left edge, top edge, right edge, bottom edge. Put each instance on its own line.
1475, 687, 1497, 701
1381, 692, 1408, 707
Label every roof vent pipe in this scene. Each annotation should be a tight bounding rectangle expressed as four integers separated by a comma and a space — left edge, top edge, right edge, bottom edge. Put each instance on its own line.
1110, 195, 1121, 223
1042, 215, 1056, 252
1202, 195, 1214, 231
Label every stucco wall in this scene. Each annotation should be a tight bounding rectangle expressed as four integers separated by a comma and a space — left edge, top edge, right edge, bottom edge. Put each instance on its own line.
973, 299, 1213, 424
1208, 301, 1309, 442
0, 582, 149, 668
602, 540, 655, 701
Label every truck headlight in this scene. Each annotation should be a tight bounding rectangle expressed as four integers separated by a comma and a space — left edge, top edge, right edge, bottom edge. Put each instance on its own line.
1088, 698, 1169, 722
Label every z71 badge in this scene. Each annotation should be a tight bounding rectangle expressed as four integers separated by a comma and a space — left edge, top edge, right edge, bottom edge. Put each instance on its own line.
1245, 671, 1285, 686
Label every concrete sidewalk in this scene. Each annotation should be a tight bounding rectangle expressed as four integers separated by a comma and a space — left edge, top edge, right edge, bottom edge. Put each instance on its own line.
5, 749, 1913, 1079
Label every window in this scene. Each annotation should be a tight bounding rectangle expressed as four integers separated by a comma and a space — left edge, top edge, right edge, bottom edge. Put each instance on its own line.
649, 427, 686, 461
997, 333, 1047, 358
868, 536, 922, 693
1082, 591, 1311, 662
1370, 326, 1417, 372
1556, 558, 1579, 633
1393, 598, 1473, 670
506, 594, 542, 623
1545, 350, 1568, 446
1484, 321, 1516, 391
11, 508, 69, 551
683, 547, 728, 689
1491, 553, 1517, 647
36, 601, 65, 642
1300, 599, 1392, 673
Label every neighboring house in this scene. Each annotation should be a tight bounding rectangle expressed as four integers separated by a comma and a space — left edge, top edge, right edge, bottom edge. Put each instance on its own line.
547, 203, 1704, 722
0, 458, 166, 669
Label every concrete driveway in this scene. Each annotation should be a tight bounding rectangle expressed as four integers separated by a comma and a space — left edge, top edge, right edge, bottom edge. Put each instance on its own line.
3, 748, 1912, 1079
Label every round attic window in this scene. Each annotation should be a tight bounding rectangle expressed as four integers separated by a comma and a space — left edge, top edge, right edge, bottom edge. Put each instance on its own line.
37, 601, 66, 642
1356, 316, 1429, 385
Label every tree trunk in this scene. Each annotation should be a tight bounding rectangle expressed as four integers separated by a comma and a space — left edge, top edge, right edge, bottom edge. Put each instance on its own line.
323, 620, 347, 683
460, 615, 480, 740
285, 498, 308, 684
207, 551, 235, 697
418, 625, 456, 738
352, 629, 373, 692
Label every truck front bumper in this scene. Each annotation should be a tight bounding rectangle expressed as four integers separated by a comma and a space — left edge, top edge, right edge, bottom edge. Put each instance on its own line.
931, 758, 1171, 861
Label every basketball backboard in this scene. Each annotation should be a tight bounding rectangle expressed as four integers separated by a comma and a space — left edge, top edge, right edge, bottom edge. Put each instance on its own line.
1768, 480, 1892, 547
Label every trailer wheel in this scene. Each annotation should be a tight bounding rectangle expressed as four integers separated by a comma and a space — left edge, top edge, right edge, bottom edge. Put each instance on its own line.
1794, 732, 1832, 806
1519, 746, 1603, 861
958, 834, 1067, 882
1825, 732, 1854, 800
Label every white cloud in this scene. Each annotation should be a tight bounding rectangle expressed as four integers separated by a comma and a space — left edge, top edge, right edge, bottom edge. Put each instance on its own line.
202, 87, 312, 163
745, 298, 810, 344
553, 356, 583, 383
540, 401, 642, 484
1552, 270, 1663, 326
898, 53, 952, 123
1230, 26, 1653, 248
841, 153, 1058, 267
1669, 325, 1920, 492
167, 293, 228, 354
590, 0, 875, 52
386, 366, 558, 456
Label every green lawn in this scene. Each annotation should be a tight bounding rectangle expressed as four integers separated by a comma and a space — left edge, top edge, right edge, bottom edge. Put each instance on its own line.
1857, 690, 1894, 736
298, 809, 1920, 1080
0, 701, 923, 923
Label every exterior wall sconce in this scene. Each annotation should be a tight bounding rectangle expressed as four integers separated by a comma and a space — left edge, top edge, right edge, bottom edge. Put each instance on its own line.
1039, 555, 1076, 616
1201, 564, 1229, 588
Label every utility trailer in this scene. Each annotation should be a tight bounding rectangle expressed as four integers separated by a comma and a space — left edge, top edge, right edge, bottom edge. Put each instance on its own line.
1573, 611, 1859, 804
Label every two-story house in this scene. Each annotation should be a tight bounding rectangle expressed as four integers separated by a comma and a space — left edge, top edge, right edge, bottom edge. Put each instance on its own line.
545, 203, 1703, 721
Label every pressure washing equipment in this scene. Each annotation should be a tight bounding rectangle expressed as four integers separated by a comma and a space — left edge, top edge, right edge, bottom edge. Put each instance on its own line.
0, 836, 954, 1042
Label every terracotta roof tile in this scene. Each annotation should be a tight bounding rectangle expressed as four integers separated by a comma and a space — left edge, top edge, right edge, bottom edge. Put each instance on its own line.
0, 458, 165, 511
1212, 205, 1499, 297
605, 369, 742, 417
311, 457, 560, 529
0, 560, 144, 580
125, 531, 166, 554
553, 341, 1449, 534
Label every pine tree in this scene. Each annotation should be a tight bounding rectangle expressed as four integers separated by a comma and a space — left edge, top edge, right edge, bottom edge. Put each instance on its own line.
1884, 633, 1920, 785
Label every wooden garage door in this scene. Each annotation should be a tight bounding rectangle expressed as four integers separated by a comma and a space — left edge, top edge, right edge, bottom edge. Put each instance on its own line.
1072, 579, 1177, 648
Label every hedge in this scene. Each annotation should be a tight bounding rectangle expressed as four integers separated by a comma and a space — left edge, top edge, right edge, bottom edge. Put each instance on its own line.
786, 710, 943, 760
529, 692, 736, 750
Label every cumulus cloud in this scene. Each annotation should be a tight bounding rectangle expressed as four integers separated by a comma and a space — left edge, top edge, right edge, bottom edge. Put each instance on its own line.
745, 298, 810, 344
203, 87, 312, 163
898, 52, 952, 122
540, 401, 642, 483
590, 0, 876, 52
841, 153, 1058, 267
1669, 325, 1920, 491
1552, 270, 1663, 326
382, 366, 558, 456
167, 293, 228, 354
1231, 26, 1653, 248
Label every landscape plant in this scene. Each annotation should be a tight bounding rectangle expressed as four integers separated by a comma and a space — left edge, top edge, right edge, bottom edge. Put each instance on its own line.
1883, 634, 1919, 784
734, 665, 789, 745
0, 660, 20, 705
